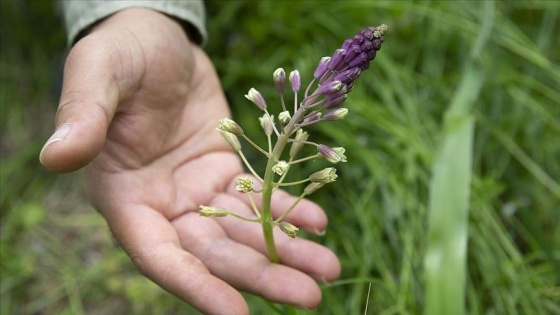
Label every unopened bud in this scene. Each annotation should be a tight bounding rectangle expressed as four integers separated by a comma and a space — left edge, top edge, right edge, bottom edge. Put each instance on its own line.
316, 80, 343, 96
309, 167, 338, 183
317, 144, 347, 163
328, 49, 347, 71
245, 88, 267, 110
289, 70, 301, 92
273, 68, 286, 95
199, 205, 228, 217
259, 114, 274, 136
272, 160, 289, 176
235, 177, 254, 193
322, 108, 349, 121
278, 111, 291, 125
325, 94, 348, 109
278, 221, 299, 238
334, 68, 361, 84
289, 129, 309, 158
218, 129, 241, 151
218, 118, 244, 136
313, 56, 331, 79
302, 112, 322, 124
374, 24, 388, 38
304, 182, 325, 195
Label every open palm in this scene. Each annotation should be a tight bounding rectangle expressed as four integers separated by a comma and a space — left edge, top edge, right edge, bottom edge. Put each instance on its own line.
40, 8, 339, 314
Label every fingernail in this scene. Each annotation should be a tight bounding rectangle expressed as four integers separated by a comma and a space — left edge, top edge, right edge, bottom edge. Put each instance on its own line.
39, 123, 71, 164
310, 273, 328, 284
312, 229, 326, 236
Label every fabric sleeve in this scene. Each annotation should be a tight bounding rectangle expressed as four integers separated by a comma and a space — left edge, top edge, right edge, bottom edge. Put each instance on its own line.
62, 0, 207, 45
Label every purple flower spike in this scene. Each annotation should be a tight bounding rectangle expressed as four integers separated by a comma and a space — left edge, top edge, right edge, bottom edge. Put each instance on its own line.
317, 24, 387, 89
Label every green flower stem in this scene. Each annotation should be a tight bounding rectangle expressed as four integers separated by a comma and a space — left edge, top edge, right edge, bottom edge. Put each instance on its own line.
261, 106, 309, 264
303, 78, 316, 98
267, 134, 272, 155
274, 178, 310, 187
289, 154, 318, 165
275, 192, 306, 223
247, 192, 261, 218
238, 150, 264, 182
241, 134, 270, 157
227, 212, 261, 222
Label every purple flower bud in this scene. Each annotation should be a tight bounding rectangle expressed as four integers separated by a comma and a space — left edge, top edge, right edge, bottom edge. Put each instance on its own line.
325, 94, 347, 109
334, 68, 361, 84
360, 62, 370, 71
349, 52, 368, 68
328, 49, 347, 71
316, 80, 343, 96
366, 50, 377, 61
273, 68, 286, 95
372, 39, 382, 50
317, 144, 347, 163
346, 82, 355, 93
322, 108, 349, 121
245, 88, 267, 110
313, 57, 331, 79
361, 29, 374, 41
361, 41, 374, 52
353, 34, 364, 45
344, 45, 362, 63
341, 39, 353, 50
289, 70, 301, 92
303, 111, 322, 123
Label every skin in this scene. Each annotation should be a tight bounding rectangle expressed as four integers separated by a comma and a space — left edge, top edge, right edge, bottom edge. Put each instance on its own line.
39, 8, 340, 314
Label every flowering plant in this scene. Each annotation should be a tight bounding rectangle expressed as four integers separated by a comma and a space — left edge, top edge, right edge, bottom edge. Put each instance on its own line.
200, 23, 387, 309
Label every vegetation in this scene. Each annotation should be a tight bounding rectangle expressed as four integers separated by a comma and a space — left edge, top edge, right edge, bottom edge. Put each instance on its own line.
1, 1, 558, 314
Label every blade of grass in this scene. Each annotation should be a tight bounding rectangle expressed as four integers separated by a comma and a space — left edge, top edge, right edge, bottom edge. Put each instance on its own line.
424, 1, 494, 313
423, 64, 484, 315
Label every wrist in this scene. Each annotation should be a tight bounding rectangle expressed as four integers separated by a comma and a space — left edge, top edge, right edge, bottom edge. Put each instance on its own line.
76, 8, 196, 45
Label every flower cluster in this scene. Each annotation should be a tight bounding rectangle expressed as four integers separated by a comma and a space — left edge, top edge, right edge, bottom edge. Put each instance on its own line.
201, 25, 387, 241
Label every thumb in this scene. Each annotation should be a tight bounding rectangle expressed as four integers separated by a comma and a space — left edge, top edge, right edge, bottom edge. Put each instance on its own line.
40, 38, 120, 173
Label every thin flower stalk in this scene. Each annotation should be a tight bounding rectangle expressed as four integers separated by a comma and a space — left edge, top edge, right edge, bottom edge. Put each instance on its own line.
198, 24, 388, 292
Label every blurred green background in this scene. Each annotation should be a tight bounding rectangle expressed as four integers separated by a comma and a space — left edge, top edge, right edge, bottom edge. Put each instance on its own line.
1, 0, 559, 314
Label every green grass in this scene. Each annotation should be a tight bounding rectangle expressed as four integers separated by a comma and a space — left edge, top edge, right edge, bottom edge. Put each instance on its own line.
2, 1, 559, 314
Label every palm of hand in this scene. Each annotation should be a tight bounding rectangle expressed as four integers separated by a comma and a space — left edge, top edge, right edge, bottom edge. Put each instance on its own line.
43, 8, 339, 314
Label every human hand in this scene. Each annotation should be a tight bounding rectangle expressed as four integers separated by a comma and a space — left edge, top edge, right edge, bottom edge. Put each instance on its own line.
39, 8, 340, 314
